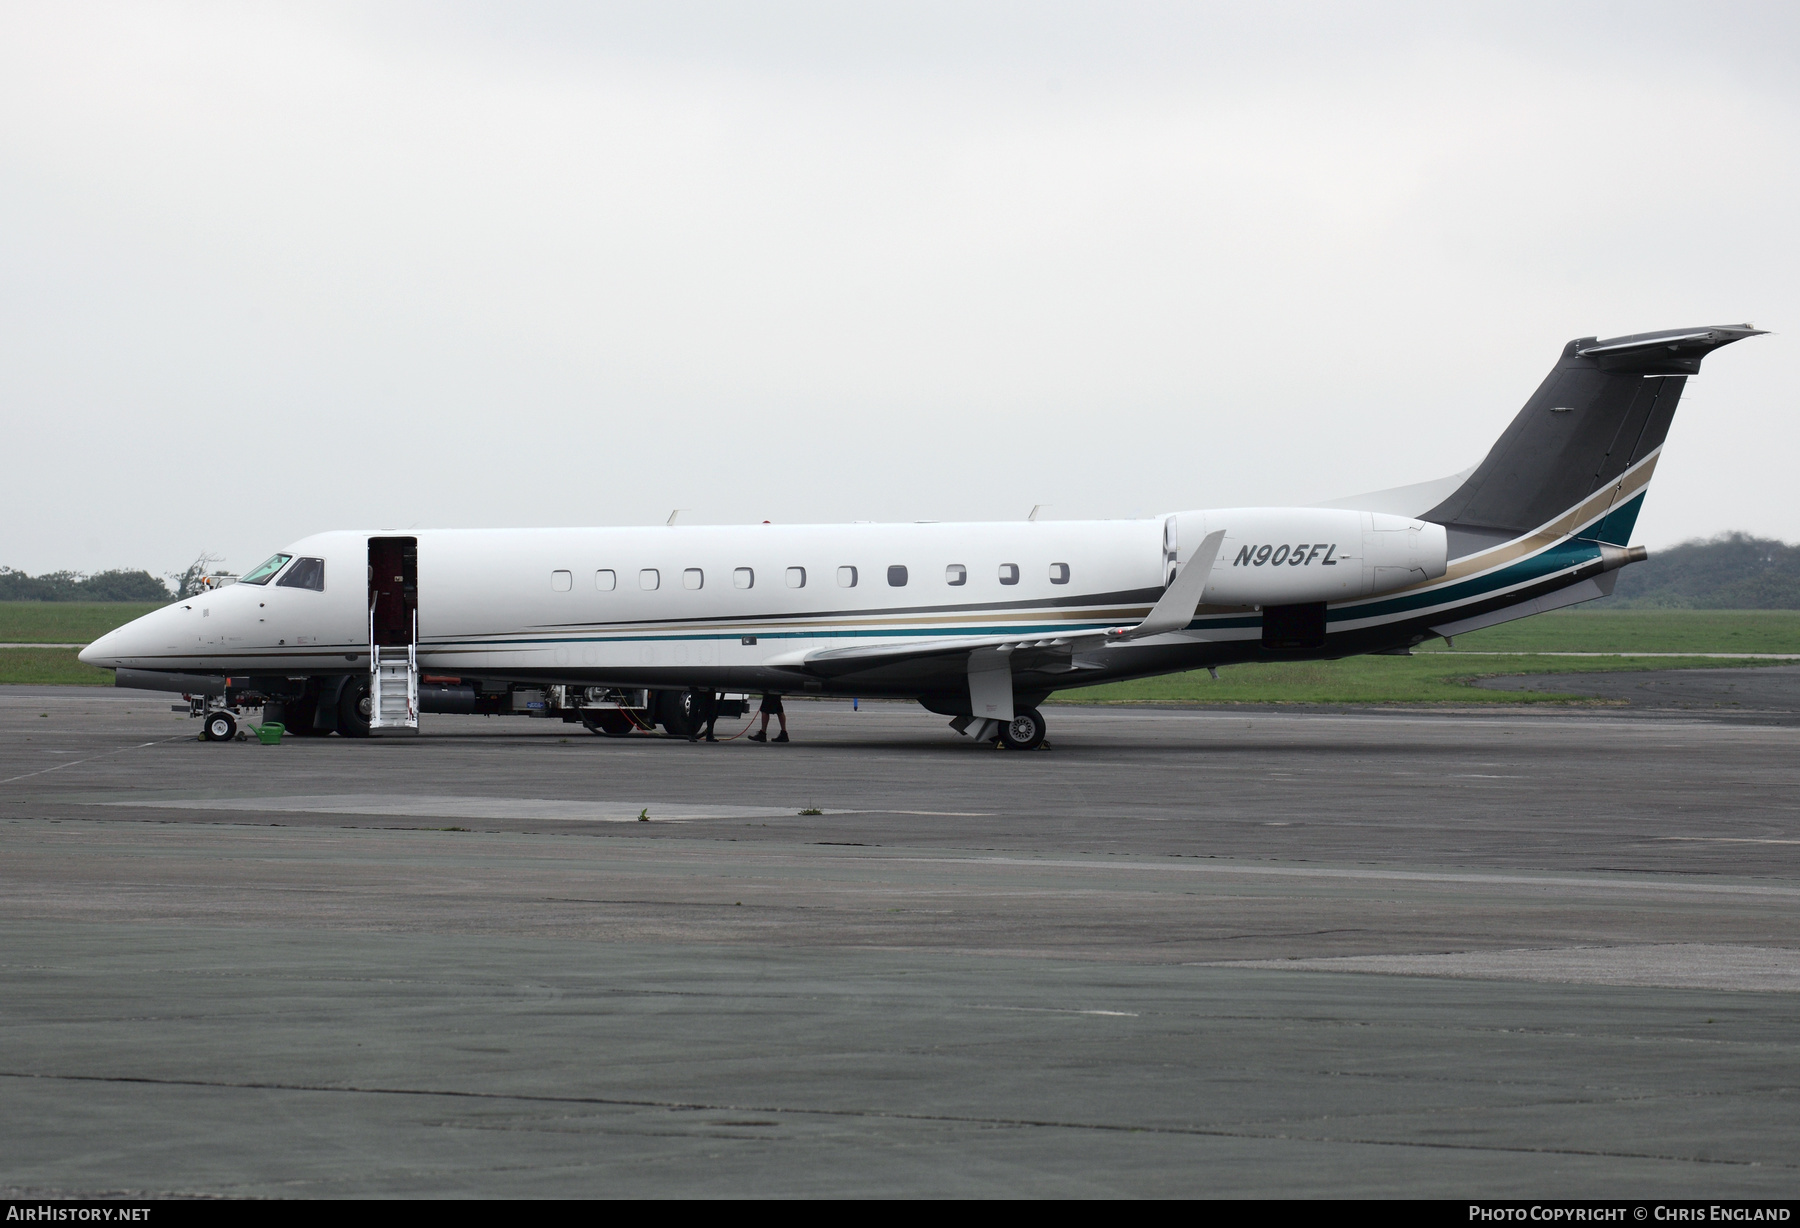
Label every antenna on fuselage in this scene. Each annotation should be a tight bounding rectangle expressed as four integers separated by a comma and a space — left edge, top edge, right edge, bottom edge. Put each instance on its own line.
1028, 504, 1048, 522
666, 509, 685, 526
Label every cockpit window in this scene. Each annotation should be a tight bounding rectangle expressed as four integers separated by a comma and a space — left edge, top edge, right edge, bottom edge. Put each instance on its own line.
239, 554, 292, 585
276, 557, 325, 591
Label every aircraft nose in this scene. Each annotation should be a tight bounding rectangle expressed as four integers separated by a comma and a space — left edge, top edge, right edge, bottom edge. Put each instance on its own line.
79, 628, 122, 667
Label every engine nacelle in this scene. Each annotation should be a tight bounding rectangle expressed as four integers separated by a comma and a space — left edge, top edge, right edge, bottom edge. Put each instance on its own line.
1177, 508, 1448, 605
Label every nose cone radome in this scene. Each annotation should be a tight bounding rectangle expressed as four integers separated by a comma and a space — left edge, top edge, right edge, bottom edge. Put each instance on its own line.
79, 626, 125, 667
80, 605, 168, 667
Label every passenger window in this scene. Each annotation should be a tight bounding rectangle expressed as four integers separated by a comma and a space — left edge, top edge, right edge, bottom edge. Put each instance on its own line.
786, 567, 806, 588
551, 570, 573, 592
596, 569, 616, 591
1049, 562, 1070, 585
734, 567, 754, 589
887, 565, 908, 587
998, 563, 1020, 585
683, 568, 703, 590
837, 566, 858, 588
276, 557, 325, 591
945, 564, 966, 586
640, 569, 660, 591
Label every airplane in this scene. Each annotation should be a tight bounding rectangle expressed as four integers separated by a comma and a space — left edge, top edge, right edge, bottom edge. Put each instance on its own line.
80, 323, 1765, 749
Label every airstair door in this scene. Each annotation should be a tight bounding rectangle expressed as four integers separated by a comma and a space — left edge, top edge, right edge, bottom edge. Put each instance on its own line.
367, 537, 419, 734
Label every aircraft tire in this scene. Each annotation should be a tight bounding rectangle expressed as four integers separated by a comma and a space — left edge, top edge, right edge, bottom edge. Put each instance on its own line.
582, 709, 636, 737
202, 710, 237, 742
997, 707, 1046, 751
655, 690, 695, 738
337, 677, 373, 738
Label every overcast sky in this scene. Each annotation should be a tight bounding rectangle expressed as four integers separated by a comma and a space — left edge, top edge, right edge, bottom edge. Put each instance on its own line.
3, 1, 1796, 578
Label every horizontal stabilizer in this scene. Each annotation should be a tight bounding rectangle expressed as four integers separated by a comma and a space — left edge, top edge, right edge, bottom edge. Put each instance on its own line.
1576, 325, 1766, 375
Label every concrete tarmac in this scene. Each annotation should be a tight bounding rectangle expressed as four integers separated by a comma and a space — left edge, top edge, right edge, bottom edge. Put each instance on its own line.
3, 683, 1799, 1197
1478, 663, 1800, 724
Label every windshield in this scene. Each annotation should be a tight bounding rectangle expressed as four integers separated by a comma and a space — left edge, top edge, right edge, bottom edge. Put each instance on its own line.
276, 557, 325, 591
238, 554, 292, 586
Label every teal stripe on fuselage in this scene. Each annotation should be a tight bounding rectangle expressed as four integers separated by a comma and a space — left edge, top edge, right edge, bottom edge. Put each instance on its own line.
1309, 494, 1643, 628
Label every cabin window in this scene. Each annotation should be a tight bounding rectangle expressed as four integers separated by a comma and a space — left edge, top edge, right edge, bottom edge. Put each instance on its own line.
887, 565, 908, 587
683, 568, 704, 590
239, 554, 292, 586
837, 566, 858, 588
596, 569, 616, 591
945, 564, 966, 586
640, 569, 660, 590
551, 570, 573, 592
1049, 562, 1070, 585
786, 567, 806, 588
734, 567, 754, 589
277, 557, 325, 591
998, 563, 1020, 585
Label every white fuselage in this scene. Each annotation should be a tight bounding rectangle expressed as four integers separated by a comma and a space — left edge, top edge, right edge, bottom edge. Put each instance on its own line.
80, 508, 1450, 697
85, 519, 1161, 679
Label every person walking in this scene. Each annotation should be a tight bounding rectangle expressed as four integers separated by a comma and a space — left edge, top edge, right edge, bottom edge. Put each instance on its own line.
748, 693, 788, 743
686, 688, 720, 743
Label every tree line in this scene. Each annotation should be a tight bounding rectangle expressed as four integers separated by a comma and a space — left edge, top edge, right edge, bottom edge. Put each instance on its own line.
0, 567, 173, 602
1594, 532, 1800, 608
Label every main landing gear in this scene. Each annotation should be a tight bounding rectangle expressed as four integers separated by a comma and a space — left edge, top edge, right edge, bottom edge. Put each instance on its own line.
336, 676, 373, 739
997, 707, 1047, 751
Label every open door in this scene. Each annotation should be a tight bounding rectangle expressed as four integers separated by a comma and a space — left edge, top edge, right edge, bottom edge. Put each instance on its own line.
367, 537, 419, 733
368, 537, 418, 647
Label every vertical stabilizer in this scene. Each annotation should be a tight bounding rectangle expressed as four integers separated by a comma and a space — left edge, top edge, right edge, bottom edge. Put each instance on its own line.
1423, 325, 1764, 556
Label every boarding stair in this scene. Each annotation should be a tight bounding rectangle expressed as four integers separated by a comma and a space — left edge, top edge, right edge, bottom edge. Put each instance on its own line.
369, 609, 419, 734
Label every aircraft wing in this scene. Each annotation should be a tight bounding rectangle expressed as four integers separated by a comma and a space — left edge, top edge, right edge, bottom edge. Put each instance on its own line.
761, 631, 1089, 679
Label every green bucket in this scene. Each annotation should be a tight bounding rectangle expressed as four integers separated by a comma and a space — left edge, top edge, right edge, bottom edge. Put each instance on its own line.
255, 722, 285, 746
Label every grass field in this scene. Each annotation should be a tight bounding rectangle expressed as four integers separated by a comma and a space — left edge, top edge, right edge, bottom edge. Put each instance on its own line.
1055, 652, 1772, 707
0, 601, 167, 644
0, 647, 115, 686
1418, 609, 1800, 655
1064, 609, 1800, 706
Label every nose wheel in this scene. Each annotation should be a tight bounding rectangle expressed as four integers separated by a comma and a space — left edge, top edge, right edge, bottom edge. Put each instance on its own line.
201, 710, 238, 742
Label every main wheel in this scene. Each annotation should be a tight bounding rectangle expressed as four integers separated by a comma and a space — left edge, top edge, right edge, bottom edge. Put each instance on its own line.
581, 709, 636, 737
202, 710, 238, 742
655, 690, 695, 738
997, 707, 1046, 751
337, 677, 372, 738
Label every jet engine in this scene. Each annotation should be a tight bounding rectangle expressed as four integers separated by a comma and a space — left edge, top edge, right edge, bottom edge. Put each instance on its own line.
1176, 508, 1449, 605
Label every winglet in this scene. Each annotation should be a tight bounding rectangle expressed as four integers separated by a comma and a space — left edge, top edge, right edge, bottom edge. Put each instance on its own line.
1108, 529, 1226, 643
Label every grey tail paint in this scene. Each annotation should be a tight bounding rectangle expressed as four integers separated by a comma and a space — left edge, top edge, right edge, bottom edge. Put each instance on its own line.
1422, 324, 1766, 559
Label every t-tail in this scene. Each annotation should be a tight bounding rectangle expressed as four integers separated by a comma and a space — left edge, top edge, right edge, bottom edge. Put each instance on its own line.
1423, 324, 1766, 558
1319, 324, 1765, 649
